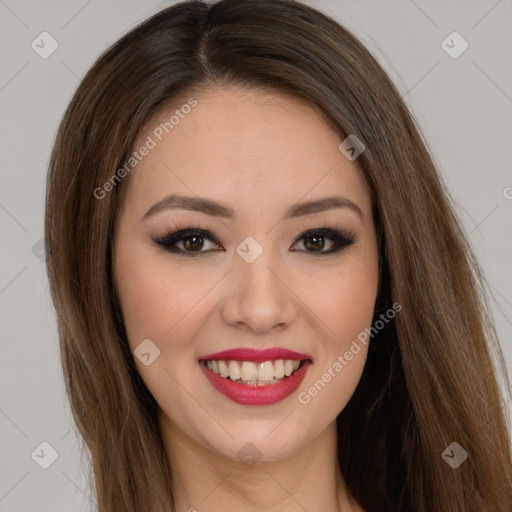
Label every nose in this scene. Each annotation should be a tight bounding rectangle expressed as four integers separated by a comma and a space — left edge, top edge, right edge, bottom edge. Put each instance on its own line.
221, 247, 296, 334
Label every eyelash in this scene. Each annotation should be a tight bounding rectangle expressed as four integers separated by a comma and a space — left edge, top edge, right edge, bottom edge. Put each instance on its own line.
152, 224, 356, 258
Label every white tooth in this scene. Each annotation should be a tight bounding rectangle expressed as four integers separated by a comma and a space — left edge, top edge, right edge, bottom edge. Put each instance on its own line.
211, 360, 220, 374
292, 360, 300, 371
228, 360, 241, 381
284, 359, 293, 377
218, 360, 229, 378
274, 359, 285, 379
240, 361, 258, 381
206, 360, 212, 371
257, 361, 275, 382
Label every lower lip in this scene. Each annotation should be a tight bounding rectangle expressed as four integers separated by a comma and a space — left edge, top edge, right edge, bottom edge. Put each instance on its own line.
199, 360, 312, 406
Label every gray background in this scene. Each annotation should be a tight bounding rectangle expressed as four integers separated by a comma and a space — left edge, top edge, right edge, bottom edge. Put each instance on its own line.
1, 0, 511, 510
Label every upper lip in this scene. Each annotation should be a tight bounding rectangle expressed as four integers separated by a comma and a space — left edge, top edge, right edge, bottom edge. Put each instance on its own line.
199, 348, 313, 363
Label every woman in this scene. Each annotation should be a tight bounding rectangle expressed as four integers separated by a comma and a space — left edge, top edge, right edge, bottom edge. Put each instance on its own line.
44, 0, 512, 510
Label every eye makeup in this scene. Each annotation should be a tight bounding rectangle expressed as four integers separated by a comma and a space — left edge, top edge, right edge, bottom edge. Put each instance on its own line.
152, 222, 356, 258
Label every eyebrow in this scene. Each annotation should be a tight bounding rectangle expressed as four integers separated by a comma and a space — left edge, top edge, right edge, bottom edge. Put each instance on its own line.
141, 193, 363, 221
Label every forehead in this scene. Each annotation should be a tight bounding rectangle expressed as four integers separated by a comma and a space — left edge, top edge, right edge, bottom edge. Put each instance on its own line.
123, 87, 372, 221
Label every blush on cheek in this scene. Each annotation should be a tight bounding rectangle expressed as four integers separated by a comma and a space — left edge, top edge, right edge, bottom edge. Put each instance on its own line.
302, 275, 377, 347
116, 262, 208, 356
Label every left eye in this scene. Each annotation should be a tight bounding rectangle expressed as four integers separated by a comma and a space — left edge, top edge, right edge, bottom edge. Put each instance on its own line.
293, 230, 337, 253
153, 228, 355, 257
161, 230, 220, 255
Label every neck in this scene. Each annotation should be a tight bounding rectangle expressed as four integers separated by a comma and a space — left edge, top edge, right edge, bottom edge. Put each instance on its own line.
158, 410, 360, 512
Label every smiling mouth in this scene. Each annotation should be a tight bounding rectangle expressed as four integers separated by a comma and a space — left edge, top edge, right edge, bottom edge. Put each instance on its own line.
200, 358, 309, 386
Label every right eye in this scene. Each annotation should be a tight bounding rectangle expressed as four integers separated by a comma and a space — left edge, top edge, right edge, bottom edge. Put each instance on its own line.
153, 228, 222, 257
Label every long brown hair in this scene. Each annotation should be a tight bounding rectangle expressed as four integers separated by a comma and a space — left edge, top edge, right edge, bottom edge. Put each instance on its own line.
44, 1, 512, 510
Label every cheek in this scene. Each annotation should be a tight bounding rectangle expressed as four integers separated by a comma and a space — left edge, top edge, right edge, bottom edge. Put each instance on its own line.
114, 245, 208, 353
298, 344, 368, 427
296, 269, 376, 419
113, 246, 210, 409
322, 270, 378, 344
304, 246, 379, 349
297, 248, 378, 411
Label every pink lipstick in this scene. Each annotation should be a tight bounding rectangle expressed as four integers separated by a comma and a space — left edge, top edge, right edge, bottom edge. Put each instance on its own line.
201, 347, 312, 363
199, 348, 312, 406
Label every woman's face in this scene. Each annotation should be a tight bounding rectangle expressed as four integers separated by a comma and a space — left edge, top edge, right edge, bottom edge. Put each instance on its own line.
113, 87, 379, 462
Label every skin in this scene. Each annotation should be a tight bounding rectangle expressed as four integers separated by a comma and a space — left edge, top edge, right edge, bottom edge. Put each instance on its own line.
113, 87, 379, 512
